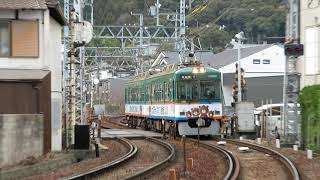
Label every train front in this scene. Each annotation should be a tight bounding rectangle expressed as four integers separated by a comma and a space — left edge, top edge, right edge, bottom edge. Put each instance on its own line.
174, 66, 223, 136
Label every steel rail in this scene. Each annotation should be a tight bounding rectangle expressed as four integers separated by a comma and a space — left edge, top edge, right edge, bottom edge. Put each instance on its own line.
61, 137, 138, 180
101, 116, 127, 129
187, 138, 240, 180
124, 137, 176, 180
226, 139, 300, 180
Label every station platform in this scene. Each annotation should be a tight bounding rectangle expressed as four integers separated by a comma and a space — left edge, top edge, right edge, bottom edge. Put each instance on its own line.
100, 129, 163, 138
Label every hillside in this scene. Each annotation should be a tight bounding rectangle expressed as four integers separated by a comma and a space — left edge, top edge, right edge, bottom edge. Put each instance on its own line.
89, 0, 287, 52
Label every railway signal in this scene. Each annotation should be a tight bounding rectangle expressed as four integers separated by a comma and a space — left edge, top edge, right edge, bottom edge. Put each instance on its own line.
233, 64, 246, 103
284, 44, 304, 57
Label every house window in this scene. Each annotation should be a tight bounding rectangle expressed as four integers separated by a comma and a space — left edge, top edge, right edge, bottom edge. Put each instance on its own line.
253, 59, 260, 64
0, 21, 10, 57
0, 20, 39, 57
263, 59, 271, 64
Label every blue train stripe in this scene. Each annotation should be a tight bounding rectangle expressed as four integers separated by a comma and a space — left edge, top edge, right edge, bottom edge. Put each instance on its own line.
148, 115, 188, 121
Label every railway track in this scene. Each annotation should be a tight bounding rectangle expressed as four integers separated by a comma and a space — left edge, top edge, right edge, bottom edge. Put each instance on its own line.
62, 137, 175, 180
100, 115, 127, 129
206, 138, 300, 180
186, 138, 240, 180
98, 117, 298, 179
61, 137, 137, 180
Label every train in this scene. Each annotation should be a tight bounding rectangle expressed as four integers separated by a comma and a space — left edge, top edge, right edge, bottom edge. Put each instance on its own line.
124, 64, 224, 136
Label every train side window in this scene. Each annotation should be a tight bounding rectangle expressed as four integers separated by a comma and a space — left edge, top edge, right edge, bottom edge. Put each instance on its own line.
152, 85, 156, 102
163, 82, 167, 102
155, 84, 161, 102
149, 85, 152, 103
166, 83, 172, 102
130, 88, 134, 102
125, 88, 128, 103
128, 88, 131, 102
140, 89, 144, 103
145, 85, 149, 102
168, 82, 172, 102
160, 83, 164, 102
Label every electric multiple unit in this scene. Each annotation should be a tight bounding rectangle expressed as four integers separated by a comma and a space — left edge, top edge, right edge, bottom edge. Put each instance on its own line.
124, 65, 224, 136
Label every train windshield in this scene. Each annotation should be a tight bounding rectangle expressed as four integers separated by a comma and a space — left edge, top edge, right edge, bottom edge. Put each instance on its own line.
177, 80, 221, 101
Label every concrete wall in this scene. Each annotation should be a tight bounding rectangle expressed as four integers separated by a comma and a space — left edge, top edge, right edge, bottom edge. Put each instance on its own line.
49, 17, 63, 151
0, 114, 43, 168
298, 1, 320, 87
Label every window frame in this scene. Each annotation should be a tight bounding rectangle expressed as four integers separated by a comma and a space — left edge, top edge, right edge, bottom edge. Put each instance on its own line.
262, 59, 271, 64
253, 59, 261, 64
0, 20, 11, 57
0, 19, 39, 58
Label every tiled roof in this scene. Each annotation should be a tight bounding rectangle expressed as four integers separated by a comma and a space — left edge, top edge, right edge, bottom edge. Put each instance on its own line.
0, 0, 66, 25
0, 0, 47, 10
45, 0, 59, 6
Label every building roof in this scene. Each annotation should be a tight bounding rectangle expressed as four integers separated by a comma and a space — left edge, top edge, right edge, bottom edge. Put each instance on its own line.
0, 0, 47, 10
45, 0, 67, 25
0, 0, 66, 25
152, 44, 274, 69
0, 69, 50, 80
203, 44, 273, 69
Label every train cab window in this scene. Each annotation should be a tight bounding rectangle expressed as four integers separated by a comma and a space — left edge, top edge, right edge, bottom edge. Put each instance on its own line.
177, 82, 186, 100
200, 82, 215, 100
200, 81, 220, 100
186, 84, 192, 100
192, 83, 199, 99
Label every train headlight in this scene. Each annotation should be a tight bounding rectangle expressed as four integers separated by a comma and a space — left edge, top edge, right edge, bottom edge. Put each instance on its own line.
192, 67, 199, 74
199, 67, 206, 73
192, 67, 206, 74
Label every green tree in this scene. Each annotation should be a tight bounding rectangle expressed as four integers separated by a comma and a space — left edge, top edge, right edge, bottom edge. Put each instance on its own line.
189, 0, 287, 44
193, 25, 231, 53
299, 85, 320, 153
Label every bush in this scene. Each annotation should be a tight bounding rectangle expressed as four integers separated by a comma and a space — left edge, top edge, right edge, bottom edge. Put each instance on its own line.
299, 85, 320, 153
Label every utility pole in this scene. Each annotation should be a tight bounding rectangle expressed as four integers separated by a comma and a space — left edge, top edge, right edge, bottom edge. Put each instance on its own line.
179, 0, 186, 63
235, 31, 245, 102
237, 40, 242, 102
283, 0, 301, 144
63, 0, 70, 149
68, 10, 76, 146
131, 12, 144, 73
156, 0, 160, 26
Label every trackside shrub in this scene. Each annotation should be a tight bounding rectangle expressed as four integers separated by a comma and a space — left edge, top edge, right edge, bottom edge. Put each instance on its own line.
299, 85, 320, 153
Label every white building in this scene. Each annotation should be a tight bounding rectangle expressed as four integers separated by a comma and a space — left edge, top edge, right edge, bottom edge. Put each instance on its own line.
204, 44, 285, 106
297, 1, 320, 87
0, 0, 66, 151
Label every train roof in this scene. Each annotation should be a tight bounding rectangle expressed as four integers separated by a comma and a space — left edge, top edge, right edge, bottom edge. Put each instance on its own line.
127, 65, 221, 84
